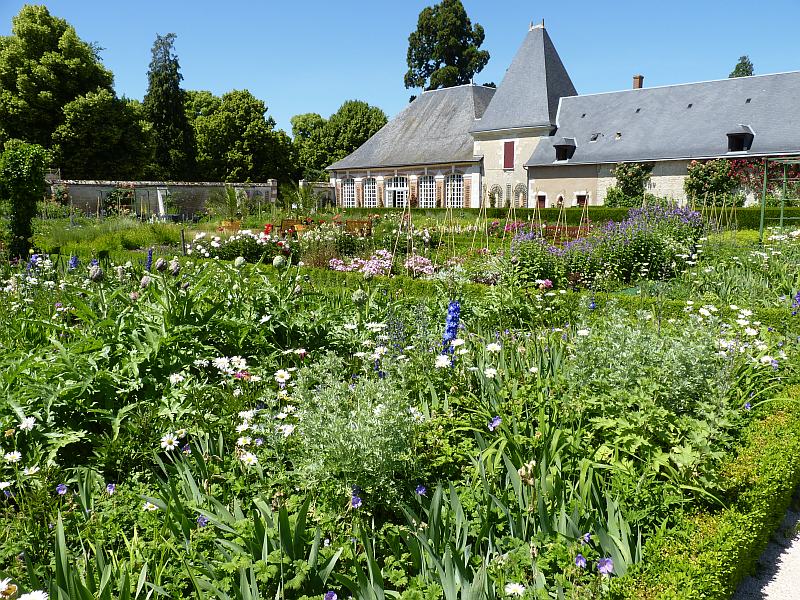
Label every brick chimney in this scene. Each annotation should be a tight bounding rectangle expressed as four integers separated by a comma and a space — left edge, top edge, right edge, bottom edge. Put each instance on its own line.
633, 74, 644, 89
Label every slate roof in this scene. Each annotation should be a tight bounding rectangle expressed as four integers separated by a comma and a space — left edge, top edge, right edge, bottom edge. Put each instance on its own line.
526, 71, 800, 167
470, 25, 576, 133
327, 85, 495, 171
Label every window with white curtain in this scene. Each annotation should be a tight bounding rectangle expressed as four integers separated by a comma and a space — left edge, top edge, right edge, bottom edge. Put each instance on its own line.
419, 175, 436, 208
363, 178, 377, 208
341, 179, 355, 208
445, 174, 463, 208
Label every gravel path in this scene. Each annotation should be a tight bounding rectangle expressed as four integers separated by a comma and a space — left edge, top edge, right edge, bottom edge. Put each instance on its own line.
734, 501, 800, 600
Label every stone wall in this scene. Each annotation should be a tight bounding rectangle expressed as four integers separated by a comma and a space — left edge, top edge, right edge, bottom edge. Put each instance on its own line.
52, 180, 279, 217
474, 132, 545, 208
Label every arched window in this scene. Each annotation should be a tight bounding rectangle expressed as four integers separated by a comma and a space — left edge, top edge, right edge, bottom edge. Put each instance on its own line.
363, 178, 377, 208
385, 176, 408, 208
419, 175, 436, 208
514, 183, 527, 208
341, 179, 355, 208
489, 184, 503, 208
445, 174, 463, 208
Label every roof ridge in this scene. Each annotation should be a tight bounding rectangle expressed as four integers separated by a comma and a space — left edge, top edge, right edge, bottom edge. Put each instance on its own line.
573, 70, 800, 99
421, 83, 496, 94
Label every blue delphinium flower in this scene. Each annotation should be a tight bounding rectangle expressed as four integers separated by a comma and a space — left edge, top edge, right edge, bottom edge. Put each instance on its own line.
145, 247, 154, 272
324, 592, 337, 600
90, 258, 99, 267
351, 495, 362, 509
197, 515, 209, 528
105, 483, 116, 495
56, 483, 68, 496
582, 532, 591, 544
744, 402, 752, 411
68, 255, 79, 271
575, 553, 587, 568
442, 300, 461, 351
488, 416, 502, 431
415, 485, 427, 496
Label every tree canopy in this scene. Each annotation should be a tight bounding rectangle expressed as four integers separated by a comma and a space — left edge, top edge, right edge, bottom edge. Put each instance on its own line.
144, 33, 196, 180
192, 89, 297, 183
291, 101, 387, 180
52, 90, 154, 180
404, 0, 490, 90
729, 55, 754, 78
0, 4, 113, 148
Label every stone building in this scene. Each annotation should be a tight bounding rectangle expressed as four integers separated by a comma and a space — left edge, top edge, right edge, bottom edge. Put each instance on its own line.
328, 22, 800, 207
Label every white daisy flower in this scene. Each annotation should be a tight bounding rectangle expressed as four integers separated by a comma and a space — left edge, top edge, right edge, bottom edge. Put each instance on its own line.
274, 369, 291, 384
142, 502, 159, 512
486, 342, 502, 353
4, 451, 21, 463
484, 367, 498, 378
277, 424, 295, 437
169, 373, 185, 385
160, 433, 179, 451
240, 452, 258, 466
504, 582, 525, 596
576, 329, 590, 337
19, 416, 35, 431
236, 436, 252, 447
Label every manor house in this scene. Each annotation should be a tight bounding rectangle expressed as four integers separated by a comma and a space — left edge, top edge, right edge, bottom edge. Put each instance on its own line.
327, 22, 800, 208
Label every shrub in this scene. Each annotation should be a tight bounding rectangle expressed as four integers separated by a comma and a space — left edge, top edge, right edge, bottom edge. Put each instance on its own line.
187, 230, 297, 264
684, 159, 741, 205
0, 140, 48, 258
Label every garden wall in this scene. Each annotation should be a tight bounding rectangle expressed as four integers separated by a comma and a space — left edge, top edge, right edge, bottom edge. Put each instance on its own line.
51, 179, 279, 218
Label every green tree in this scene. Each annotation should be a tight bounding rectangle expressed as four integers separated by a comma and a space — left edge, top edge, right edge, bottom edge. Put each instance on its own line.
143, 33, 195, 180
404, 0, 490, 90
604, 163, 653, 207
0, 5, 113, 148
193, 89, 296, 182
51, 90, 154, 180
729, 55, 754, 78
0, 140, 48, 258
291, 101, 387, 179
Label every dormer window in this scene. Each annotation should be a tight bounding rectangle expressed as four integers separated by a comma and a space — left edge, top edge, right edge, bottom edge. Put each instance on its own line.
727, 125, 754, 152
554, 137, 576, 161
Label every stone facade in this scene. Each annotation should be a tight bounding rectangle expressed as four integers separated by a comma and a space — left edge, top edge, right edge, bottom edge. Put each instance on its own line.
473, 130, 547, 208
52, 180, 278, 217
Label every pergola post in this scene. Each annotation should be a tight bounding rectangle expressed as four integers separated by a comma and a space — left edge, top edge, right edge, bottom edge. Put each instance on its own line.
759, 158, 768, 244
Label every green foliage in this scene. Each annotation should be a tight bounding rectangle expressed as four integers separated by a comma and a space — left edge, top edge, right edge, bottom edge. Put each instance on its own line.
194, 89, 296, 183
684, 159, 740, 204
292, 101, 387, 177
143, 33, 196, 180
611, 392, 800, 599
404, 0, 490, 90
0, 5, 114, 148
729, 55, 754, 78
1, 139, 48, 257
52, 90, 154, 180
607, 162, 653, 205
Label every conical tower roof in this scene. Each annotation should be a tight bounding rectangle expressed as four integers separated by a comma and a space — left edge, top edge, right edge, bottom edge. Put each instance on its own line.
471, 24, 576, 133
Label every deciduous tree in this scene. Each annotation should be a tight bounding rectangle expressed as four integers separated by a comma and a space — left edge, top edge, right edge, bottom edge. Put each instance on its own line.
0, 5, 113, 148
52, 90, 154, 180
193, 89, 296, 182
404, 0, 490, 90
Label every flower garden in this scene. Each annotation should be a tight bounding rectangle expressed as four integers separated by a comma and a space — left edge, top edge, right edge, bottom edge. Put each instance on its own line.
2, 205, 800, 599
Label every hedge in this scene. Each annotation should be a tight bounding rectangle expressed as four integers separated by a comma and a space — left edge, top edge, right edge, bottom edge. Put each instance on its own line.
305, 207, 800, 229
609, 386, 800, 599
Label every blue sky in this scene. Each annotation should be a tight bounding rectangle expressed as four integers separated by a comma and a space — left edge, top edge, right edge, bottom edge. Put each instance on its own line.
2, 1, 800, 134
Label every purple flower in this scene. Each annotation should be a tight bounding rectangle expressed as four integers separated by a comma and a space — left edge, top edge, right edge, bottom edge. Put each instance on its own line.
582, 532, 592, 544
488, 416, 502, 431
324, 592, 338, 600
744, 402, 752, 411
197, 515, 209, 528
575, 553, 587, 568
415, 485, 427, 496
351, 495, 362, 509
597, 557, 614, 575
105, 483, 116, 495
145, 247, 154, 272
255, 438, 264, 446
182, 444, 191, 454
68, 255, 79, 271
56, 483, 68, 496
